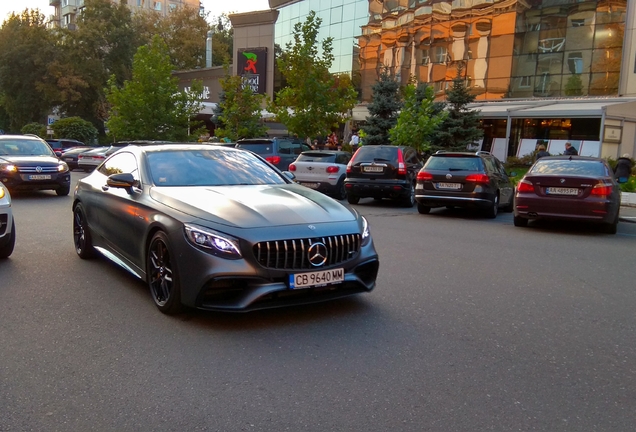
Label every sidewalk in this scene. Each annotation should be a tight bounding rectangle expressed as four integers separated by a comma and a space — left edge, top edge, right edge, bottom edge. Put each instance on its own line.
620, 192, 636, 224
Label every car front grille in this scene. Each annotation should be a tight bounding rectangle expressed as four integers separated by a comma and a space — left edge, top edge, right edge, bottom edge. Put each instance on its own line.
17, 166, 59, 174
254, 234, 361, 270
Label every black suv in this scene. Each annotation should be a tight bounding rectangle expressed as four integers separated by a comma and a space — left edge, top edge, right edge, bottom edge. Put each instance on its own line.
344, 145, 423, 207
235, 138, 312, 171
415, 151, 514, 218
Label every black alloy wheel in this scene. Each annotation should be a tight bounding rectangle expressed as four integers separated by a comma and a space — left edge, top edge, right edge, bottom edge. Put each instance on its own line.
502, 193, 514, 213
0, 219, 15, 259
417, 202, 431, 214
401, 182, 415, 208
600, 212, 619, 235
484, 194, 499, 218
147, 231, 182, 314
335, 179, 347, 200
73, 204, 95, 259
347, 193, 360, 204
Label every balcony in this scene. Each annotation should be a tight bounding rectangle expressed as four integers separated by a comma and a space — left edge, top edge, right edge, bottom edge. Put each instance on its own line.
50, 0, 60, 4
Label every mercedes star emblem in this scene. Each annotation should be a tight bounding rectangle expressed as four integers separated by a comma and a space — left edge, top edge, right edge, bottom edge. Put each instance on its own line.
307, 242, 328, 267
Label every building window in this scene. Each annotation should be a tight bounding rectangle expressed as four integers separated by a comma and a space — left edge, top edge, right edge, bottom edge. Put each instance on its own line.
433, 46, 448, 64
154, 1, 161, 11
571, 19, 585, 27
169, 3, 176, 13
62, 0, 69, 6
567, 52, 583, 74
63, 14, 71, 26
518, 76, 532, 88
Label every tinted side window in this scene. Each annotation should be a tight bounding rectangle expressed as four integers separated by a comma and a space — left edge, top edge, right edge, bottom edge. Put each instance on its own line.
278, 140, 292, 155
483, 157, 498, 174
98, 152, 138, 177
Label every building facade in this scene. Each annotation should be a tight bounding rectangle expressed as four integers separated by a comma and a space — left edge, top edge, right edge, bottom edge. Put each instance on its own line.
48, 0, 201, 29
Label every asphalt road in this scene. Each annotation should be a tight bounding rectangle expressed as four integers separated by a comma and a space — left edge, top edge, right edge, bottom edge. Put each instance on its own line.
1, 172, 636, 431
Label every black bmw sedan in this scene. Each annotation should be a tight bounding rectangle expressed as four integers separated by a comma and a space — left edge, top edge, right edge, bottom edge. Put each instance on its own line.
73, 144, 379, 314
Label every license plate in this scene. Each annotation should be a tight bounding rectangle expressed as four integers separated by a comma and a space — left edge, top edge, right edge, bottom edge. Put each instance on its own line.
29, 174, 51, 180
547, 187, 578, 196
289, 268, 345, 289
363, 166, 384, 173
300, 182, 319, 189
436, 182, 461, 190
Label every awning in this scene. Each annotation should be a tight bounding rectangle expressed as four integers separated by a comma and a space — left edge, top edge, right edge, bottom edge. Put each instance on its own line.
469, 98, 636, 120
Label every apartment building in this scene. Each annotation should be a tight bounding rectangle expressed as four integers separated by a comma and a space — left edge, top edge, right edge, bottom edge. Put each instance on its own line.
48, 0, 201, 29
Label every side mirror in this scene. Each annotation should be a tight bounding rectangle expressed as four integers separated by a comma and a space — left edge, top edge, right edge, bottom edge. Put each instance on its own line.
55, 151, 62, 157
107, 172, 137, 189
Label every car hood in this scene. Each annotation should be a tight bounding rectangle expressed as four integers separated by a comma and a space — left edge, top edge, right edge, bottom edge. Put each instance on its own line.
149, 184, 357, 228
0, 155, 60, 165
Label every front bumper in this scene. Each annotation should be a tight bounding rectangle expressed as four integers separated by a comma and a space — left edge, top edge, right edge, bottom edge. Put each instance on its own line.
1, 172, 70, 192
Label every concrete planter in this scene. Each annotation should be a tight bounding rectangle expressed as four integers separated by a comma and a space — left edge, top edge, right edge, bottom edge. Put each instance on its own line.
621, 192, 636, 207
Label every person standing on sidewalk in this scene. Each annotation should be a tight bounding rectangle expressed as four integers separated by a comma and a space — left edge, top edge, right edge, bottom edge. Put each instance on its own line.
564, 142, 578, 155
614, 154, 633, 184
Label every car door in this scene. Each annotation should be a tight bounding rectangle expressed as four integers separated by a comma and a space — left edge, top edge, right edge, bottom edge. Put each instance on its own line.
94, 151, 145, 269
486, 157, 513, 205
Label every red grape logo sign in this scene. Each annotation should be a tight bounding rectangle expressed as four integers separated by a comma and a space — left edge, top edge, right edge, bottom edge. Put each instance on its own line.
237, 47, 267, 94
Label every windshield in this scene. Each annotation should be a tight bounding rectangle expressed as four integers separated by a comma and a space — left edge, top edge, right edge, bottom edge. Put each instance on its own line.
530, 159, 608, 176
147, 148, 288, 187
0, 139, 55, 156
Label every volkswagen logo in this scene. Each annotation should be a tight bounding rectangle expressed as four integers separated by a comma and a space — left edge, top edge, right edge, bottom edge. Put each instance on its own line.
307, 242, 328, 267
36, 166, 43, 173
446, 173, 452, 179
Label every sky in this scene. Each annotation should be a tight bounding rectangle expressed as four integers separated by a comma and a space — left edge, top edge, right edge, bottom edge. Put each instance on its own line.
0, 0, 271, 23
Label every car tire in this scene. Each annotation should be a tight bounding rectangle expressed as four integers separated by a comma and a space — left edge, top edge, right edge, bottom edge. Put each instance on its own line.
347, 194, 360, 204
513, 215, 528, 227
417, 203, 431, 214
484, 194, 499, 218
0, 219, 15, 259
334, 179, 347, 200
502, 194, 514, 213
401, 182, 415, 208
600, 213, 618, 235
147, 231, 183, 315
73, 203, 95, 259
56, 185, 71, 196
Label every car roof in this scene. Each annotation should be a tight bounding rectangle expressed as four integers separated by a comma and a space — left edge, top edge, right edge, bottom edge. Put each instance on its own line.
0, 134, 45, 141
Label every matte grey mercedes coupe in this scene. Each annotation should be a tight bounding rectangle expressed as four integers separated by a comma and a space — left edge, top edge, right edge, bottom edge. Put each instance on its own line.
72, 144, 379, 314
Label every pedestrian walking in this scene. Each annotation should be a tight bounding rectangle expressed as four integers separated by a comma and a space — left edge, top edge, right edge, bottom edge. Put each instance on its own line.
614, 153, 633, 183
349, 131, 360, 152
564, 142, 578, 156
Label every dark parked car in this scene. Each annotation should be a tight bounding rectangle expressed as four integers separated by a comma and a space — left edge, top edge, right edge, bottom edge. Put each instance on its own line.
46, 138, 85, 156
514, 156, 621, 233
0, 135, 71, 195
60, 146, 93, 170
236, 138, 312, 171
344, 145, 423, 207
415, 151, 514, 218
72, 144, 379, 314
289, 150, 352, 200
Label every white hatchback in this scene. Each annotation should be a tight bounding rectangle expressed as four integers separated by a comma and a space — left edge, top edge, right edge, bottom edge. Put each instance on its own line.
0, 183, 15, 258
289, 150, 352, 200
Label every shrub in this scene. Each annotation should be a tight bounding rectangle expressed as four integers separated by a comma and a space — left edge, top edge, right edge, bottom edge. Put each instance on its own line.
51, 117, 98, 143
21, 122, 46, 138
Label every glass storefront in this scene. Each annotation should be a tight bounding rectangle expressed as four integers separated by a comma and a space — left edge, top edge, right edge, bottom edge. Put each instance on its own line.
356, 0, 627, 101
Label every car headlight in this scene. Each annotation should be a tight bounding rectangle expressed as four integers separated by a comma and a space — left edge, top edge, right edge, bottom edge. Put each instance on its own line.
0, 187, 4, 199
57, 162, 69, 172
184, 224, 242, 258
0, 164, 17, 173
361, 216, 371, 245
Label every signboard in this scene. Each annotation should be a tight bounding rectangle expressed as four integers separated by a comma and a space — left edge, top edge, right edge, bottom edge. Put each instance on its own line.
603, 125, 622, 143
237, 47, 267, 94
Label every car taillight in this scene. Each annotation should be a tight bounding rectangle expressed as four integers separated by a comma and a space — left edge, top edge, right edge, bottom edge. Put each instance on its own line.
326, 166, 339, 173
288, 163, 296, 172
516, 179, 534, 193
346, 152, 359, 174
465, 173, 490, 183
417, 171, 433, 181
397, 149, 406, 175
591, 183, 612, 197
266, 156, 281, 165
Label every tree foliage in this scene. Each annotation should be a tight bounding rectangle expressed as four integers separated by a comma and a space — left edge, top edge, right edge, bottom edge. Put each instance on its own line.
430, 64, 482, 151
209, 15, 233, 67
0, 9, 57, 131
134, 6, 209, 70
269, 11, 357, 140
214, 73, 267, 140
51, 116, 98, 142
21, 122, 46, 138
389, 82, 446, 153
105, 36, 203, 141
364, 67, 402, 146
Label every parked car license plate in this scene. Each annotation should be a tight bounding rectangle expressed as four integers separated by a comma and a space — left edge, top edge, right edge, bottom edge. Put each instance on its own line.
546, 187, 578, 195
363, 166, 384, 173
300, 182, 319, 189
29, 174, 51, 180
436, 182, 461, 190
289, 268, 344, 289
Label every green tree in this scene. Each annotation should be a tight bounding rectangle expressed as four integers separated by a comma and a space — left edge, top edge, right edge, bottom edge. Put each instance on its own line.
364, 67, 402, 146
105, 35, 203, 141
389, 82, 446, 153
134, 6, 209, 70
269, 11, 357, 140
209, 15, 233, 67
214, 73, 267, 140
0, 9, 57, 131
51, 117, 98, 142
430, 64, 482, 151
21, 122, 46, 138
564, 74, 584, 97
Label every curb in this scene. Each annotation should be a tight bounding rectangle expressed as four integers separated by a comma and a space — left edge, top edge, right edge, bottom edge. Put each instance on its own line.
619, 216, 636, 224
